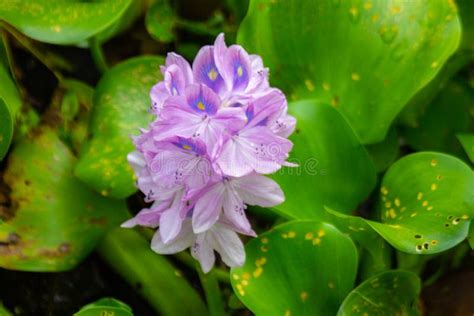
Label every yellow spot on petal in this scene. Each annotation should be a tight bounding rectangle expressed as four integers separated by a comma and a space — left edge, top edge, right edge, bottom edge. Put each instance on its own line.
351, 73, 360, 81
197, 102, 206, 110
237, 66, 243, 77
364, 1, 373, 10
417, 192, 423, 200
431, 159, 438, 166
305, 79, 315, 91
182, 144, 192, 150
261, 237, 269, 244
305, 232, 314, 240
287, 231, 296, 238
208, 68, 218, 81
322, 82, 331, 91
300, 291, 308, 302
431, 183, 437, 191
394, 198, 400, 207
253, 267, 263, 278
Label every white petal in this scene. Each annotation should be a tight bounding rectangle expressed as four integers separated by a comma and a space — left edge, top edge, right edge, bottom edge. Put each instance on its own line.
234, 173, 284, 207
222, 184, 252, 233
192, 234, 216, 273
192, 183, 225, 233
151, 220, 194, 254
210, 225, 245, 267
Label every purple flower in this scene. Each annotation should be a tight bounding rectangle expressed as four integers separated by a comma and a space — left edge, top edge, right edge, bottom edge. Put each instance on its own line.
123, 33, 296, 272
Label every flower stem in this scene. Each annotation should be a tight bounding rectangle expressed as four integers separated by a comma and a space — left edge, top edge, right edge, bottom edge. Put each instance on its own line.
88, 37, 108, 73
197, 263, 228, 316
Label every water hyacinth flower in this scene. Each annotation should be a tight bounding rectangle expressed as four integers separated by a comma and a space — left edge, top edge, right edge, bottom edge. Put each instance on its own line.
122, 33, 296, 273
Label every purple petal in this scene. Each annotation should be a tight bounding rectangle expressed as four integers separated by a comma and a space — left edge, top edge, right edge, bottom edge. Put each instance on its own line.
185, 84, 221, 115
223, 45, 251, 92
246, 89, 286, 129
222, 184, 252, 233
234, 173, 284, 207
165, 52, 193, 85
150, 82, 169, 114
192, 182, 225, 233
192, 46, 225, 93
164, 64, 186, 96
159, 190, 188, 243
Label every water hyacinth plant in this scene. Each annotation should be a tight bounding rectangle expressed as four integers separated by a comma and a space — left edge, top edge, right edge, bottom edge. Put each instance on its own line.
0, 0, 473, 315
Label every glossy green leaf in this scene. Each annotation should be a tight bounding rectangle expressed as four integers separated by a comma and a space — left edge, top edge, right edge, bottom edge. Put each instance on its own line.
238, 0, 461, 143
146, 0, 176, 43
0, 99, 12, 160
337, 270, 421, 316
365, 126, 400, 172
98, 227, 208, 316
231, 220, 358, 316
367, 152, 474, 254
0, 127, 128, 271
457, 133, 474, 163
274, 100, 376, 219
323, 207, 391, 280
75, 56, 163, 198
74, 298, 133, 316
468, 222, 474, 249
400, 79, 473, 158
0, 0, 132, 45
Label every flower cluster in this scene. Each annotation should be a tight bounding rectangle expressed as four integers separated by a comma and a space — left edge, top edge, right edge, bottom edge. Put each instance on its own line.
123, 34, 296, 272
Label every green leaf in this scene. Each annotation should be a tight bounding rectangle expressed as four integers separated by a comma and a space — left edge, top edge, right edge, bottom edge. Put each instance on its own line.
0, 63, 22, 160
0, 127, 128, 271
231, 220, 358, 316
367, 152, 474, 254
145, 0, 176, 43
468, 222, 474, 249
274, 100, 376, 219
337, 270, 421, 316
400, 79, 473, 158
238, 0, 461, 143
98, 227, 208, 316
365, 126, 400, 172
75, 56, 163, 198
0, 302, 12, 316
0, 0, 132, 45
0, 98, 13, 161
74, 298, 133, 316
323, 207, 391, 280
457, 133, 474, 163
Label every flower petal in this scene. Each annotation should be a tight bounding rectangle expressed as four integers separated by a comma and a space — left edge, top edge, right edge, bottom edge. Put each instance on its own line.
192, 234, 216, 273
223, 45, 252, 92
192, 182, 225, 233
150, 82, 169, 114
164, 64, 186, 96
223, 183, 252, 233
185, 84, 221, 115
209, 225, 245, 267
165, 52, 193, 84
151, 220, 195, 254
192, 46, 225, 93
234, 173, 284, 207
159, 190, 188, 243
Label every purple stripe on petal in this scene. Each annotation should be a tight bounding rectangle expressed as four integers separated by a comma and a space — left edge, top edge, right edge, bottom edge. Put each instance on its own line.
192, 46, 225, 93
185, 84, 221, 115
172, 136, 207, 156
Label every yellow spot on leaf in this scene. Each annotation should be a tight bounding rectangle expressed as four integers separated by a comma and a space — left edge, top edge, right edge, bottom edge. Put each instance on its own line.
364, 1, 373, 10
261, 246, 269, 252
391, 6, 401, 14
242, 272, 250, 280
322, 82, 331, 91
388, 209, 396, 219
431, 159, 438, 166
427, 206, 433, 211
372, 14, 380, 22
241, 279, 249, 286
394, 198, 400, 207
422, 200, 429, 207
318, 229, 325, 237
285, 310, 291, 316
256, 257, 267, 267
287, 231, 296, 238
305, 232, 314, 240
431, 61, 439, 68
385, 201, 392, 208
410, 212, 417, 218
305, 79, 315, 91
261, 237, 269, 244
417, 192, 423, 200
312, 238, 321, 246
300, 291, 308, 302
232, 274, 240, 280
381, 186, 388, 195
328, 282, 335, 289
351, 73, 360, 81
431, 183, 437, 191
253, 267, 263, 278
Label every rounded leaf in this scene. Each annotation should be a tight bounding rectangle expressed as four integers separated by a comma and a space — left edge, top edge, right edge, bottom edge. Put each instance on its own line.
74, 298, 132, 316
231, 220, 358, 316
367, 152, 474, 254
75, 56, 164, 198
